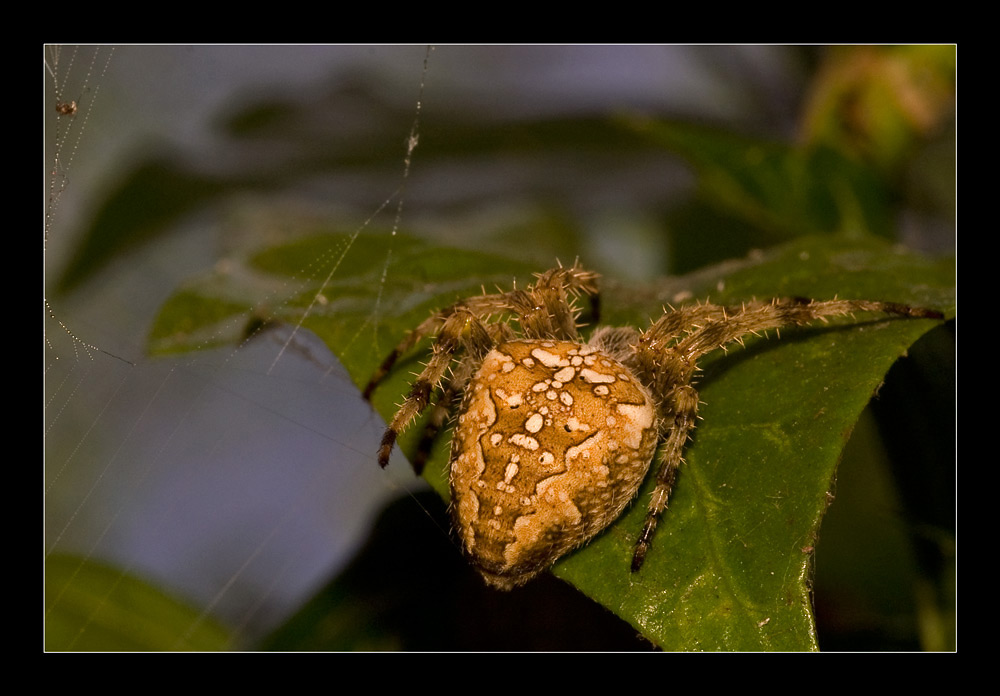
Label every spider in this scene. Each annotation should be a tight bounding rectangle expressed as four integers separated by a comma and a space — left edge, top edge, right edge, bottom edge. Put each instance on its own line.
363, 264, 943, 590
55, 100, 78, 116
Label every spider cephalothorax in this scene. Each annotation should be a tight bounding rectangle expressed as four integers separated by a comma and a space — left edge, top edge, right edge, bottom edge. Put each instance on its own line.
364, 264, 942, 590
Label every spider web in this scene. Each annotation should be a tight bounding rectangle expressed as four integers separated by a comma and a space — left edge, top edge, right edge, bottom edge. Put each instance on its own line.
43, 45, 442, 648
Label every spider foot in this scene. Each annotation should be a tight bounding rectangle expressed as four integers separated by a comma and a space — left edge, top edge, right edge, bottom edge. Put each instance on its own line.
630, 515, 659, 573
631, 542, 650, 573
377, 429, 397, 468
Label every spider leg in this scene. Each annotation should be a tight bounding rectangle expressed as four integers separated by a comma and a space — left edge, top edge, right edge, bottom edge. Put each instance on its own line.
674, 298, 943, 362
377, 309, 504, 470
366, 266, 600, 398
517, 264, 600, 339
376, 311, 474, 468
643, 298, 941, 357
408, 319, 518, 474
632, 383, 699, 572
641, 302, 735, 347
409, 357, 476, 475
364, 287, 544, 400
363, 311, 449, 400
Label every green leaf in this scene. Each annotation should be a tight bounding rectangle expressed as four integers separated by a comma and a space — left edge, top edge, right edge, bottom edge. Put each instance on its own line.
55, 158, 228, 295
147, 231, 952, 650
624, 117, 895, 240
46, 554, 231, 651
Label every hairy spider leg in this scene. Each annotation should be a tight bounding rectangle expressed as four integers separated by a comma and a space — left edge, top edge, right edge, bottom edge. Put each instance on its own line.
363, 293, 514, 401
671, 298, 942, 363
377, 310, 491, 468
363, 265, 598, 401
409, 322, 517, 475
522, 265, 600, 338
363, 311, 450, 401
629, 297, 943, 572
631, 383, 697, 571
407, 361, 473, 476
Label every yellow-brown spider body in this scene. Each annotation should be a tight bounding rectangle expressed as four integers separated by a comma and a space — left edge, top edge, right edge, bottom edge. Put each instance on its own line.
450, 339, 658, 589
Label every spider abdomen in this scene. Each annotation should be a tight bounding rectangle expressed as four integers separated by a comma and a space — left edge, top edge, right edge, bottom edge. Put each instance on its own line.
449, 339, 658, 590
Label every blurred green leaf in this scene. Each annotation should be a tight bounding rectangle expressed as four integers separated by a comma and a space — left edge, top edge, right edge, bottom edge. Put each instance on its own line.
55, 158, 228, 294
148, 231, 953, 650
52, 86, 650, 297
800, 46, 956, 177
46, 554, 231, 651
625, 117, 894, 240
58, 47, 954, 297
